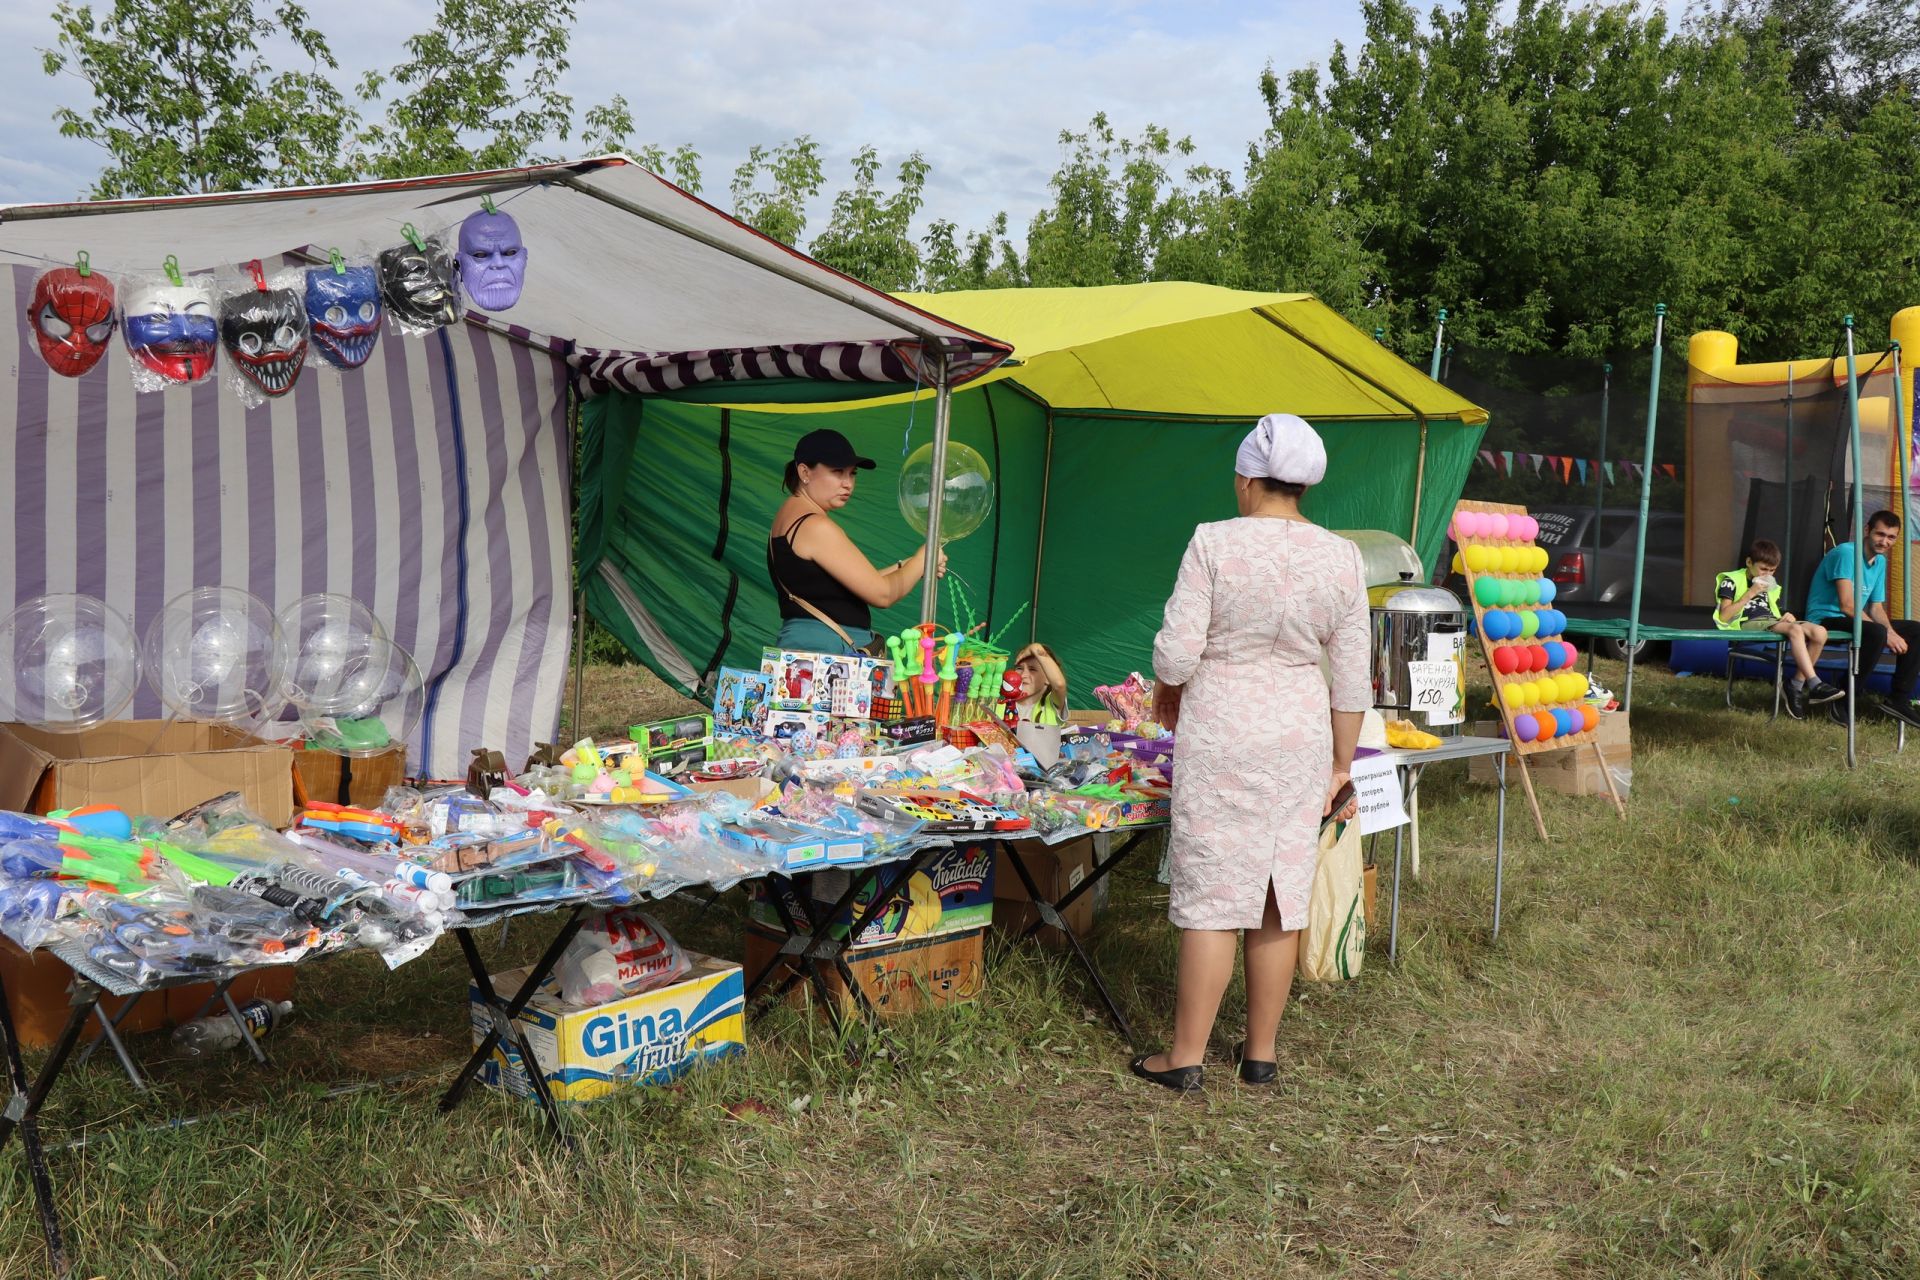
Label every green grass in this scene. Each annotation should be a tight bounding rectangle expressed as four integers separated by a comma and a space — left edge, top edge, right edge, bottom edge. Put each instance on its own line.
6, 660, 1920, 1277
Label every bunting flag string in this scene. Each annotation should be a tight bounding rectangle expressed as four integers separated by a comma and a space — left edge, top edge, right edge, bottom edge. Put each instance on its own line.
1470, 451, 1683, 484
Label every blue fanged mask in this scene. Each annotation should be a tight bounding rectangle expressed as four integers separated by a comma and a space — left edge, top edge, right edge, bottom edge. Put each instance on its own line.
305, 266, 383, 369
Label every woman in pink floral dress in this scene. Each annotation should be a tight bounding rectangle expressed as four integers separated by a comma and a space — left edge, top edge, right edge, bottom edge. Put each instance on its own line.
1132, 413, 1369, 1092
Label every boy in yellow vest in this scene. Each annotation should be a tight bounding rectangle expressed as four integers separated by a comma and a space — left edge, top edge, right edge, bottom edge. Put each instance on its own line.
1715, 538, 1843, 718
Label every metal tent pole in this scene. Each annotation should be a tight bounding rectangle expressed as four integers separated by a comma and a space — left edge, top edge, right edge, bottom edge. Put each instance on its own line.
1785, 367, 1796, 594
571, 585, 587, 735
1624, 304, 1666, 714
1895, 342, 1910, 621
1844, 317, 1867, 768
1428, 308, 1448, 381
919, 347, 953, 624
1596, 362, 1611, 555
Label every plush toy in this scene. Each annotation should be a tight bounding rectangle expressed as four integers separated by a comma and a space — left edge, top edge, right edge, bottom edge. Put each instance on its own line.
219, 262, 308, 399
27, 263, 115, 377
456, 206, 527, 311
122, 270, 218, 389
378, 226, 461, 333
304, 261, 383, 369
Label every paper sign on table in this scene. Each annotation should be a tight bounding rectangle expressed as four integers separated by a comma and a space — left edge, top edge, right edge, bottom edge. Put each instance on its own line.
1350, 753, 1408, 835
1422, 633, 1467, 727
1408, 659, 1462, 727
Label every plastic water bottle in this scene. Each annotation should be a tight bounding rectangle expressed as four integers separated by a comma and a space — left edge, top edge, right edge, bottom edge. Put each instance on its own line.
170, 999, 293, 1056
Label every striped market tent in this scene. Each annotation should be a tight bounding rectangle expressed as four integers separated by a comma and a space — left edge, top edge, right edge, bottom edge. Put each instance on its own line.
0, 158, 1009, 776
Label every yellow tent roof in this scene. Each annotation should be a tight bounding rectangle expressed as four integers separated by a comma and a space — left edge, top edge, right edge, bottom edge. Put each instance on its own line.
888, 282, 1488, 424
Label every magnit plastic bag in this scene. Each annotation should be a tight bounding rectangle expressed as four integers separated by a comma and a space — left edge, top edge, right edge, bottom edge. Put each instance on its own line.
1298, 817, 1365, 982
552, 907, 690, 1006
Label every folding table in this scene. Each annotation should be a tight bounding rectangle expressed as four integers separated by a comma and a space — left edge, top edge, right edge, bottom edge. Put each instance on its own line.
1375, 736, 1514, 963
991, 823, 1167, 1047
741, 843, 949, 1034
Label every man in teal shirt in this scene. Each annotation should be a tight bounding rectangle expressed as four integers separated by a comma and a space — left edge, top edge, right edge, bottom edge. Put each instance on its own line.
1807, 509, 1920, 727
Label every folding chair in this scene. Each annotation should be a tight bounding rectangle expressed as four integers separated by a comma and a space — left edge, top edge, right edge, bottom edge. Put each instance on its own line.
1723, 637, 1786, 720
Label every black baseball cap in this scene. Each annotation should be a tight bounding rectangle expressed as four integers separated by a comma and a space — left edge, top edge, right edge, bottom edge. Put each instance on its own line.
793, 428, 875, 470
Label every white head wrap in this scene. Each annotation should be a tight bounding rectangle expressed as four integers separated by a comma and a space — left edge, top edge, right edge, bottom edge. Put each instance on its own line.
1235, 413, 1326, 486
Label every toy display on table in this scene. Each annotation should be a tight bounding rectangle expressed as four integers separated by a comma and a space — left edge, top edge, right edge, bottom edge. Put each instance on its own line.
1452, 499, 1627, 835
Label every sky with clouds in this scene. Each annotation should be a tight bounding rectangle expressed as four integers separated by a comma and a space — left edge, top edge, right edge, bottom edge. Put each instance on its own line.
0, 1, 1367, 242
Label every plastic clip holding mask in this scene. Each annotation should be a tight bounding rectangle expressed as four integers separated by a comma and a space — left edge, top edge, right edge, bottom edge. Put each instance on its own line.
305, 254, 383, 369
456, 204, 528, 312
219, 260, 309, 405
122, 258, 218, 392
378, 224, 461, 334
28, 258, 116, 377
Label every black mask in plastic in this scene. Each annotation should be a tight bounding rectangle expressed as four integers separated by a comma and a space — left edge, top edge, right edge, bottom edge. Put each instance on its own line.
219, 285, 308, 397
378, 237, 461, 331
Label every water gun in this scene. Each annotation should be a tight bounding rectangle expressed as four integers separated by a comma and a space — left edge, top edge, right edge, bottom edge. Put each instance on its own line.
935, 632, 962, 727
298, 801, 403, 844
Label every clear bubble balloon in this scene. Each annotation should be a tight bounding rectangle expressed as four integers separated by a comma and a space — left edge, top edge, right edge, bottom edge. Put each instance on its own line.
295, 636, 424, 757
0, 594, 140, 733
898, 441, 994, 543
141, 586, 286, 732
277, 594, 387, 712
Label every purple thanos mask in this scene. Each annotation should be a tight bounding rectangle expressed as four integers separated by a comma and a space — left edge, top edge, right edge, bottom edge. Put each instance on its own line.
304, 265, 383, 369
220, 282, 308, 397
378, 236, 460, 331
456, 209, 528, 312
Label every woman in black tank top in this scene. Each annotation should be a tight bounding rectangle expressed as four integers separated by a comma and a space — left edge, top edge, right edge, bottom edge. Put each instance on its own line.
769, 429, 946, 654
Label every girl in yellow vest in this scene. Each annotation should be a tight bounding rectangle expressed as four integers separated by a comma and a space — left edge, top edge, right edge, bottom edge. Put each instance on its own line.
1715, 538, 1843, 718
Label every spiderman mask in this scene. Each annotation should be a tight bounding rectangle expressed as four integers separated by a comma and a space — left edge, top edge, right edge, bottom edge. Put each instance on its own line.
28, 268, 116, 377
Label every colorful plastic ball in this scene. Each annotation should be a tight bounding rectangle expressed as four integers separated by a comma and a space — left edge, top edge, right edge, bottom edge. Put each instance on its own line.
1513, 515, 1538, 541
1538, 577, 1557, 603
1513, 713, 1539, 742
1559, 708, 1581, 736
1451, 552, 1463, 574
1474, 578, 1501, 607
1519, 611, 1540, 638
1500, 684, 1524, 710
1535, 711, 1557, 740
1580, 704, 1599, 733
1483, 611, 1508, 640
1462, 545, 1486, 573
1522, 580, 1543, 606
1462, 511, 1488, 539
1562, 674, 1585, 702
1487, 513, 1510, 538
1493, 646, 1520, 675
1571, 672, 1590, 699
1491, 547, 1512, 574
1527, 645, 1547, 673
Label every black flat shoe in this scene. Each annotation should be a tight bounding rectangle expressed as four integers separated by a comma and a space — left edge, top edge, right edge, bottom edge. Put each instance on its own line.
1129, 1053, 1203, 1093
1232, 1041, 1277, 1085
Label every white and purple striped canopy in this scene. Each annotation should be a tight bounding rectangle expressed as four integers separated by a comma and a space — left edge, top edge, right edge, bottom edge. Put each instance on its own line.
2, 263, 571, 778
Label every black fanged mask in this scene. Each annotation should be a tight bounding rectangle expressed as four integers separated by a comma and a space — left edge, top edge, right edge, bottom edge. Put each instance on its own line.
220, 287, 308, 397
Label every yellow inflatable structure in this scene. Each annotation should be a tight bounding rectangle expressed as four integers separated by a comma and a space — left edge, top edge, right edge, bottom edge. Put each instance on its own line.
1687, 308, 1918, 615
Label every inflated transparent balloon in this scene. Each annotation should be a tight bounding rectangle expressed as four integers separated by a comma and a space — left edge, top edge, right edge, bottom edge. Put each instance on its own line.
140, 586, 286, 732
898, 441, 995, 543
0, 594, 140, 732
276, 593, 387, 713
295, 636, 424, 757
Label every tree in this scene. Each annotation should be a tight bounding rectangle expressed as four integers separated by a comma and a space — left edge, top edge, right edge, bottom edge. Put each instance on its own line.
41, 0, 357, 197
729, 137, 824, 246
578, 95, 704, 194
355, 0, 580, 178
808, 147, 929, 291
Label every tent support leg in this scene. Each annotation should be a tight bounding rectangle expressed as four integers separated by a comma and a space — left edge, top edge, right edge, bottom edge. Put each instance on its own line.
1515, 752, 1549, 841
919, 349, 953, 625
571, 585, 587, 736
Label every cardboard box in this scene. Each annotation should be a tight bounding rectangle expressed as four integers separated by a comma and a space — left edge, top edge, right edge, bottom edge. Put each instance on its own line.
291, 743, 406, 808
992, 837, 1095, 946
0, 721, 295, 827
712, 668, 773, 736
1467, 710, 1631, 797
744, 925, 985, 1018
471, 952, 745, 1103
0, 941, 296, 1049
745, 841, 994, 946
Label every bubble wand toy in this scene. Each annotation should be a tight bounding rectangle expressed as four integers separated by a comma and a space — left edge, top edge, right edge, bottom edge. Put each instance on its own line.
935, 632, 962, 727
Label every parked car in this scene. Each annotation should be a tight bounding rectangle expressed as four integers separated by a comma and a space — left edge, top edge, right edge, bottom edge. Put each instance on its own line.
1443, 505, 1690, 658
